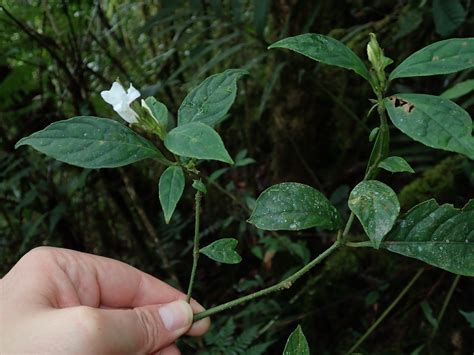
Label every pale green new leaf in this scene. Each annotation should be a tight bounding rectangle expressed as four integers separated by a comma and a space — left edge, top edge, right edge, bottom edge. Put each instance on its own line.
382, 199, 474, 276
15, 116, 169, 168
384, 94, 474, 159
269, 33, 370, 81
365, 122, 389, 179
143, 97, 169, 130
348, 180, 400, 248
192, 179, 207, 194
200, 238, 242, 264
378, 156, 415, 173
164, 122, 233, 164
369, 127, 379, 142
178, 69, 248, 126
441, 79, 474, 100
283, 325, 310, 355
159, 166, 185, 223
389, 38, 474, 80
248, 182, 342, 231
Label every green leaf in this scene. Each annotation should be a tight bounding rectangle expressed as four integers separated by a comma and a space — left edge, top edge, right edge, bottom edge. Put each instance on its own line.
248, 182, 342, 231
159, 166, 185, 224
15, 116, 168, 168
365, 121, 389, 180
421, 301, 438, 328
283, 325, 310, 355
269, 33, 370, 81
459, 310, 474, 328
369, 127, 379, 142
164, 122, 233, 164
178, 69, 248, 126
142, 97, 169, 130
389, 38, 474, 80
192, 179, 207, 193
254, 0, 270, 37
378, 156, 415, 173
348, 180, 400, 248
384, 94, 474, 159
440, 79, 474, 100
432, 0, 466, 38
383, 199, 474, 276
394, 7, 423, 41
200, 238, 242, 264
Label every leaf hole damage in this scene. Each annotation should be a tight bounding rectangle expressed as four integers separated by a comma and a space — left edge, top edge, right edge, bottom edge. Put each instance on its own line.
389, 96, 415, 113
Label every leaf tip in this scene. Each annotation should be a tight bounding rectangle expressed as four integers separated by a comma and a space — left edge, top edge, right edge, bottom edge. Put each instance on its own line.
14, 139, 26, 149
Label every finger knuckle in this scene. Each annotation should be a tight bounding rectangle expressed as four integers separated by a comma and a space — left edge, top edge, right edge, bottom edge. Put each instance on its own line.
18, 246, 57, 268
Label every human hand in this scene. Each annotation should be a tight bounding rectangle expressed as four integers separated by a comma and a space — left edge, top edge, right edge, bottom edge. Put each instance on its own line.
0, 247, 210, 354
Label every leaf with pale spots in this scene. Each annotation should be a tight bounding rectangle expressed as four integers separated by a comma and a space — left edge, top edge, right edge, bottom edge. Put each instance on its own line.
15, 116, 169, 168
385, 94, 474, 160
248, 182, 342, 231
349, 180, 400, 249
283, 325, 310, 355
200, 238, 242, 264
178, 69, 248, 126
389, 38, 474, 80
382, 199, 474, 276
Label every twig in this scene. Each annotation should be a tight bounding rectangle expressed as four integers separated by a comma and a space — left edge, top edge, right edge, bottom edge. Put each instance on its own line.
194, 240, 342, 321
186, 191, 202, 303
430, 274, 461, 339
119, 169, 181, 288
345, 268, 425, 354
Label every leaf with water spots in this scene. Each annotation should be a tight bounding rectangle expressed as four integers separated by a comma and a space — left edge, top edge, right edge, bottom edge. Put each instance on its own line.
385, 94, 474, 160
283, 325, 310, 355
378, 156, 415, 173
164, 122, 233, 164
382, 199, 474, 276
248, 182, 342, 231
200, 238, 242, 264
389, 38, 474, 80
269, 33, 370, 81
348, 180, 400, 248
15, 116, 169, 168
178, 69, 248, 126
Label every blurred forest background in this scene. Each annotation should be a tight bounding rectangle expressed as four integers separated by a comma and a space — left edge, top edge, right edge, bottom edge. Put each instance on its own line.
1, 0, 473, 353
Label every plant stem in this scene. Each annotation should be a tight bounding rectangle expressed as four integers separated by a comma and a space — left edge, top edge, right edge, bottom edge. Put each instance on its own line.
193, 240, 342, 321
346, 241, 373, 248
430, 274, 461, 339
342, 212, 355, 241
186, 191, 202, 303
345, 268, 425, 354
364, 99, 389, 181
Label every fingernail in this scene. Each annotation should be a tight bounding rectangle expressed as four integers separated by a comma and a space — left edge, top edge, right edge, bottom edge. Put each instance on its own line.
159, 300, 193, 331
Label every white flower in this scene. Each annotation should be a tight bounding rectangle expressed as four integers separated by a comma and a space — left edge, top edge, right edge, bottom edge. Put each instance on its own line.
100, 82, 141, 123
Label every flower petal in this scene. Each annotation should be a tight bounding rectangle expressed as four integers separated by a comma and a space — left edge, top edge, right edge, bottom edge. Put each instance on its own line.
126, 84, 141, 104
101, 82, 127, 106
116, 107, 139, 124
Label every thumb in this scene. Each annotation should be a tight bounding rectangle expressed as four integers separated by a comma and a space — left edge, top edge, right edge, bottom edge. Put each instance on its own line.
90, 300, 193, 353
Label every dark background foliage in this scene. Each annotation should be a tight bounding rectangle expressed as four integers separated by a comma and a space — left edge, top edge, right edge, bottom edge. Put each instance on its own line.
1, 0, 473, 353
